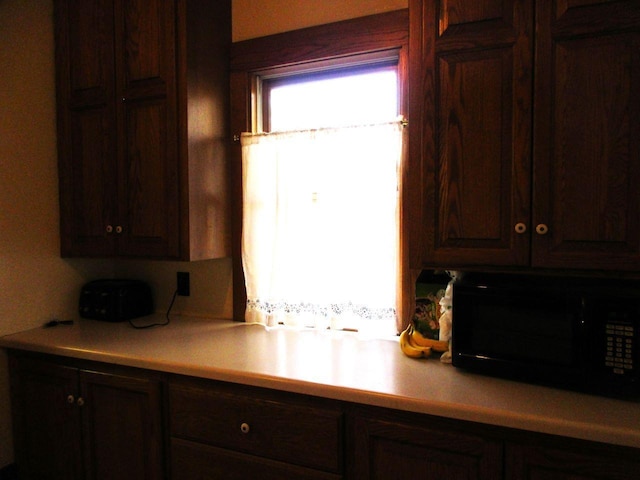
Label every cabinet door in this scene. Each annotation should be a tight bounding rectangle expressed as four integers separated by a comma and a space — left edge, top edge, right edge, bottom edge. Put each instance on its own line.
8, 355, 83, 480
351, 414, 503, 479
55, 0, 118, 257
113, 0, 180, 257
79, 370, 164, 480
411, 0, 534, 268
532, 1, 640, 270
506, 441, 640, 480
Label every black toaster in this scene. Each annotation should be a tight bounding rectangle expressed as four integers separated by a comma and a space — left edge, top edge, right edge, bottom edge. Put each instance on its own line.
79, 279, 154, 321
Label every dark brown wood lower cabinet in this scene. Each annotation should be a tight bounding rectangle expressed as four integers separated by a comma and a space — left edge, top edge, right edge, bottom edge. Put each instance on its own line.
8, 352, 164, 480
168, 376, 344, 479
79, 370, 164, 480
506, 441, 640, 480
8, 350, 640, 480
349, 410, 503, 479
171, 438, 342, 480
349, 406, 640, 480
9, 356, 82, 480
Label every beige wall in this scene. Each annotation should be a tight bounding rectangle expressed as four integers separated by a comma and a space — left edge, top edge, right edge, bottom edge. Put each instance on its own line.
0, 0, 407, 469
232, 0, 407, 41
0, 1, 103, 467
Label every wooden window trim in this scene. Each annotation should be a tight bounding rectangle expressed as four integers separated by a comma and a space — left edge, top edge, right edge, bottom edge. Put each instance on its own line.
229, 10, 411, 330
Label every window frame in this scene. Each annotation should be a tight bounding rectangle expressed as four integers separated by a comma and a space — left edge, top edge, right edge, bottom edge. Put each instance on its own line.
229, 10, 411, 332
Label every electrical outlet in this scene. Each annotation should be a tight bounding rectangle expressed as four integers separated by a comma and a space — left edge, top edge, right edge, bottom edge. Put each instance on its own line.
177, 272, 190, 296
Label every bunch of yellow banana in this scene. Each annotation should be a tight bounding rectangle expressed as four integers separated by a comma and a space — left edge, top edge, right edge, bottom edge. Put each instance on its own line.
399, 324, 449, 359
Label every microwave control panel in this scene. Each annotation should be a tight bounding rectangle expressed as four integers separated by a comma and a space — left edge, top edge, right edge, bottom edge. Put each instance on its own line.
604, 314, 636, 376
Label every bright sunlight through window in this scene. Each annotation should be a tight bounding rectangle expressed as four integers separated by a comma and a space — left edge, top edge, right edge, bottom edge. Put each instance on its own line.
267, 67, 398, 132
241, 62, 402, 338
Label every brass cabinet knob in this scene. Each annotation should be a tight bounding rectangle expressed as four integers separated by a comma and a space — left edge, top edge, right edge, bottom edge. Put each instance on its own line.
535, 224, 549, 235
514, 222, 527, 234
106, 225, 113, 233
240, 422, 250, 434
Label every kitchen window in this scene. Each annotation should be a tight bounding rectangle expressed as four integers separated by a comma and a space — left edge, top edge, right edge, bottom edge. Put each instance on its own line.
230, 10, 410, 336
242, 62, 402, 337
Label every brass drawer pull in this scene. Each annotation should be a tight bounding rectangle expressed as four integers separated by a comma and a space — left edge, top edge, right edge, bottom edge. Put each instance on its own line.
240, 422, 250, 434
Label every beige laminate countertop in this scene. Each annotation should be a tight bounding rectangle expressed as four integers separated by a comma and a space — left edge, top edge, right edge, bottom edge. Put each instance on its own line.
2, 315, 640, 449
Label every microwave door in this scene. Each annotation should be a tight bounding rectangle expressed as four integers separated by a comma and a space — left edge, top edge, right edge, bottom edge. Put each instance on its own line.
452, 289, 587, 384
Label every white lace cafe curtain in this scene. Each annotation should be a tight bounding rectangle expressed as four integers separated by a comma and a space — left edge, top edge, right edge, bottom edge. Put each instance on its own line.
241, 120, 403, 337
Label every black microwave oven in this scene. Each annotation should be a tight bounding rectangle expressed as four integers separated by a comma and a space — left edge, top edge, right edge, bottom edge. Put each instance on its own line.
451, 273, 640, 397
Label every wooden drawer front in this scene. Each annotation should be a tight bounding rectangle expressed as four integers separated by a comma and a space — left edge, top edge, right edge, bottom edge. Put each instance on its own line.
171, 438, 342, 480
169, 381, 343, 473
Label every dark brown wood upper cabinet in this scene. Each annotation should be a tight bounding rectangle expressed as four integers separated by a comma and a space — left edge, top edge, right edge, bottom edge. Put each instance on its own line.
532, 0, 640, 270
55, 0, 231, 260
410, 0, 640, 271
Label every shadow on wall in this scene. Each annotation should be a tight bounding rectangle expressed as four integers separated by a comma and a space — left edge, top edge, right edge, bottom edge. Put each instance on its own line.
0, 463, 17, 480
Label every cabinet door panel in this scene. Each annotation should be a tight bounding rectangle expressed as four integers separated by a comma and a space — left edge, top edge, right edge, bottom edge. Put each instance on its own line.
352, 415, 503, 479
116, 0, 175, 98
56, 0, 117, 257
118, 99, 179, 257
66, 0, 114, 104
533, 1, 640, 269
8, 356, 83, 480
80, 370, 164, 480
436, 49, 520, 254
440, 0, 505, 29
114, 0, 179, 257
64, 108, 117, 256
416, 0, 533, 267
506, 442, 640, 480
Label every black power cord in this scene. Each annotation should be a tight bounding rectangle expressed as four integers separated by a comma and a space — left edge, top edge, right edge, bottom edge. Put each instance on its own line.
43, 319, 74, 328
127, 289, 177, 329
